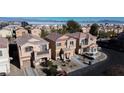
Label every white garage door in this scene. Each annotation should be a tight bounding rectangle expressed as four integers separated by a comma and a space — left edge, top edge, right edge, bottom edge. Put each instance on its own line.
0, 65, 7, 73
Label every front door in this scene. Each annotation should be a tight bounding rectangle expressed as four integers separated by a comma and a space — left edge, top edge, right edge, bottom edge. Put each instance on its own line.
59, 48, 64, 61
65, 53, 70, 59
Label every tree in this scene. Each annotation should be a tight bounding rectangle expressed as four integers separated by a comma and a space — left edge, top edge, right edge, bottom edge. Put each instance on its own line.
50, 25, 68, 35
57, 28, 68, 35
40, 29, 48, 38
21, 21, 29, 28
89, 23, 99, 36
24, 25, 32, 34
106, 31, 117, 38
99, 31, 108, 38
49, 65, 58, 76
61, 24, 68, 34
66, 20, 82, 33
0, 22, 9, 29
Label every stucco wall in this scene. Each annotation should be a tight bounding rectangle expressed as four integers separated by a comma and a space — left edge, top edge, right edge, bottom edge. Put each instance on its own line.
0, 48, 10, 73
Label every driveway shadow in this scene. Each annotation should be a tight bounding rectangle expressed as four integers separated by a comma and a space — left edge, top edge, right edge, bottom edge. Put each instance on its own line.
9, 44, 20, 69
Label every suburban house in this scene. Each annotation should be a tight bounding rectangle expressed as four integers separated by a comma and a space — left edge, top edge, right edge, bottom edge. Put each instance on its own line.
30, 28, 41, 37
0, 37, 10, 74
98, 24, 124, 34
15, 28, 28, 38
81, 26, 90, 33
0, 29, 13, 38
45, 32, 76, 61
15, 34, 51, 69
67, 32, 98, 55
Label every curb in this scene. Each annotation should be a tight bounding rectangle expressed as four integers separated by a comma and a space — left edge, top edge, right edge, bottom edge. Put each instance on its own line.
96, 52, 107, 62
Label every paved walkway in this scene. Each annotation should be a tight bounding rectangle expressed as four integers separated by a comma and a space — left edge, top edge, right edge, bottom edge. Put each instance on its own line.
23, 67, 39, 76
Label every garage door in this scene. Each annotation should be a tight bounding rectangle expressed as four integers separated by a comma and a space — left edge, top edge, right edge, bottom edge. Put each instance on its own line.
0, 65, 7, 73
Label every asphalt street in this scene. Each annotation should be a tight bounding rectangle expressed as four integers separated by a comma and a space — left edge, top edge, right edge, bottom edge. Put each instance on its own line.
68, 48, 124, 76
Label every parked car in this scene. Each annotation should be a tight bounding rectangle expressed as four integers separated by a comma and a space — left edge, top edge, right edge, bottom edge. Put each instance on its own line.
0, 72, 6, 76
84, 53, 97, 59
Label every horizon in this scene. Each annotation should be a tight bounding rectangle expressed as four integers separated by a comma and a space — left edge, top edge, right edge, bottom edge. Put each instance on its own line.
1, 17, 124, 21
1, 17, 124, 25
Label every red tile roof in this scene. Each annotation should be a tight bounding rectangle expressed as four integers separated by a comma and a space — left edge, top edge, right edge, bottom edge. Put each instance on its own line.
45, 32, 62, 41
67, 32, 96, 39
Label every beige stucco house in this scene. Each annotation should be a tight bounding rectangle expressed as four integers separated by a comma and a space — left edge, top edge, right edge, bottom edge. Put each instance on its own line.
15, 34, 51, 69
45, 32, 76, 61
30, 28, 41, 37
0, 29, 13, 38
81, 26, 90, 33
67, 32, 98, 55
0, 37, 10, 74
15, 28, 28, 37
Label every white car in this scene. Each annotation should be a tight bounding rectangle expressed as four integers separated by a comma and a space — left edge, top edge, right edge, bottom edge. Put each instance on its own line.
84, 53, 97, 59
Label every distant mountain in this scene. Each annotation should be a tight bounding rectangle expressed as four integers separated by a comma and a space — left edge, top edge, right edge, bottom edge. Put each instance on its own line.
0, 17, 124, 24
97, 20, 124, 23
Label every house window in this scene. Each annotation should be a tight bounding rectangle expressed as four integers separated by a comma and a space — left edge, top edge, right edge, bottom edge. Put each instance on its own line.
94, 48, 97, 52
56, 53, 59, 57
70, 41, 74, 46
91, 48, 94, 52
42, 44, 47, 51
81, 39, 85, 45
85, 39, 88, 45
65, 41, 67, 46
83, 48, 88, 52
0, 51, 3, 56
57, 43, 61, 47
25, 46, 33, 52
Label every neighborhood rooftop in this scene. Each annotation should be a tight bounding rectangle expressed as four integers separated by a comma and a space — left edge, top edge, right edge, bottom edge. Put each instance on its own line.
45, 32, 62, 41
15, 34, 49, 46
67, 32, 96, 39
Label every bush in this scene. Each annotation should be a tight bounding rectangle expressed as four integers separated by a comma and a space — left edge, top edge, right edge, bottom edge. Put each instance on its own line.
49, 65, 58, 76
42, 65, 58, 76
41, 60, 53, 67
47, 61, 53, 67
99, 31, 108, 38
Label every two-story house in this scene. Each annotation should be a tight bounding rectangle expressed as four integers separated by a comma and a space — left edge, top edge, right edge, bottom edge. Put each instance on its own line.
0, 29, 13, 38
0, 37, 10, 74
67, 32, 98, 55
15, 34, 51, 69
45, 32, 76, 61
30, 28, 41, 37
15, 28, 28, 38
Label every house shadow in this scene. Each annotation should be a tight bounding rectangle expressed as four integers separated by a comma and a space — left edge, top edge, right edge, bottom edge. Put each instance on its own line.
9, 44, 21, 69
